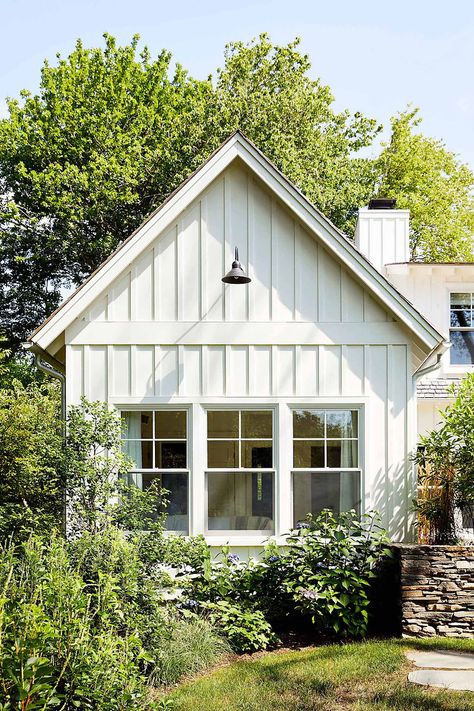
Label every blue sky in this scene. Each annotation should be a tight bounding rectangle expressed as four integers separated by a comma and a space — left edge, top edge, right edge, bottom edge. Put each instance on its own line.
1, 0, 473, 166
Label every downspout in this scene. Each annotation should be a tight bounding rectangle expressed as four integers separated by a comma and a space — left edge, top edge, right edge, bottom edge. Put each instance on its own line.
413, 352, 443, 381
34, 354, 66, 428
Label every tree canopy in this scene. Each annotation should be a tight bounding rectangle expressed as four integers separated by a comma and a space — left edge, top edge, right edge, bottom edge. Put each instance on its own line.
0, 35, 473, 347
376, 108, 474, 262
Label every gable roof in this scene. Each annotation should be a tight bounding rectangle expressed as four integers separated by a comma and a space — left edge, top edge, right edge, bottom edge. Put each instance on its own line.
30, 130, 445, 354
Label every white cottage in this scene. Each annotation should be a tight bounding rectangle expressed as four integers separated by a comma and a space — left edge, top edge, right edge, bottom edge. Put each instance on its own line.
29, 132, 449, 549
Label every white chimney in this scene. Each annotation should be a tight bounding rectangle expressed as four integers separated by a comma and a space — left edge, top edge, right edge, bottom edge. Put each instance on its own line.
354, 199, 410, 274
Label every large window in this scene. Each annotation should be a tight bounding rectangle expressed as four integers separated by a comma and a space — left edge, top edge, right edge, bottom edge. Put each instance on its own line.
206, 410, 274, 532
121, 410, 188, 532
450, 293, 474, 365
292, 409, 361, 525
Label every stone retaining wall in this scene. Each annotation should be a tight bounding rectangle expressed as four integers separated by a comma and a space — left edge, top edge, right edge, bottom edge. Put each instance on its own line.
397, 544, 474, 638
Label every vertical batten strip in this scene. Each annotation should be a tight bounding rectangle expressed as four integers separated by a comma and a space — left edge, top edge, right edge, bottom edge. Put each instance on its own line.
130, 345, 136, 397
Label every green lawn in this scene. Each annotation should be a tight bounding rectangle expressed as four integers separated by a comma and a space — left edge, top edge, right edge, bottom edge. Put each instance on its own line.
164, 637, 474, 710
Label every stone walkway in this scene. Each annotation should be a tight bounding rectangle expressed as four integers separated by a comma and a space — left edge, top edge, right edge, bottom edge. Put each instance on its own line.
406, 650, 474, 691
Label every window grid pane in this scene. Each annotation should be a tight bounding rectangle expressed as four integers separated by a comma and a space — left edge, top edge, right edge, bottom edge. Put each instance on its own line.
207, 410, 273, 469
292, 410, 359, 469
449, 293, 474, 364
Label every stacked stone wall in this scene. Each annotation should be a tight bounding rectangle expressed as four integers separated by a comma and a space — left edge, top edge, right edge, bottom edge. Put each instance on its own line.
397, 544, 474, 637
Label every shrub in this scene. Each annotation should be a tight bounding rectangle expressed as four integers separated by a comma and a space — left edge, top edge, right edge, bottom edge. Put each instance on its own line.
0, 380, 64, 541
183, 511, 390, 643
201, 601, 277, 653
282, 511, 390, 637
0, 535, 151, 710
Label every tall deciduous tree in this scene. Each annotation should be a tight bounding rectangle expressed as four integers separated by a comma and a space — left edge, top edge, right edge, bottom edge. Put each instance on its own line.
376, 108, 474, 262
0, 33, 380, 347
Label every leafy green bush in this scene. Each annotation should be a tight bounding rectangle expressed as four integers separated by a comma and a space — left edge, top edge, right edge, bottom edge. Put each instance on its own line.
282, 511, 390, 637
0, 535, 151, 710
182, 511, 390, 642
201, 601, 277, 653
0, 380, 64, 541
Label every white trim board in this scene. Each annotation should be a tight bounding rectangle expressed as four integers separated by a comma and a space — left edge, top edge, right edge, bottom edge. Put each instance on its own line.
30, 132, 444, 354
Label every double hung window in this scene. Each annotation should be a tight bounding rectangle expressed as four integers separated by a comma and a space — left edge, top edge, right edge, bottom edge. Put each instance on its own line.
206, 410, 274, 532
292, 409, 361, 525
450, 293, 474, 365
121, 410, 189, 532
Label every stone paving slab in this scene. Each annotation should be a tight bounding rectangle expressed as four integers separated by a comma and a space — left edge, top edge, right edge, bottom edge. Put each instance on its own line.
409, 669, 474, 691
406, 650, 474, 670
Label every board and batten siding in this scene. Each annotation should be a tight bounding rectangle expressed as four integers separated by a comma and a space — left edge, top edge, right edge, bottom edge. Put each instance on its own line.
65, 163, 417, 541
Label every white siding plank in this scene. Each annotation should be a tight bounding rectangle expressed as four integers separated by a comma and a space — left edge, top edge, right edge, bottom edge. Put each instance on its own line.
134, 250, 154, 321
227, 346, 249, 395
295, 225, 318, 322
87, 345, 107, 401
318, 248, 341, 322
341, 271, 364, 323
156, 226, 178, 321
297, 346, 318, 396
178, 204, 201, 321
341, 345, 364, 395
276, 346, 295, 395
109, 272, 131, 321
134, 346, 155, 396
202, 179, 225, 321
68, 346, 84, 404
249, 345, 272, 396
156, 346, 179, 397
181, 346, 202, 396
112, 346, 131, 397
248, 180, 272, 321
272, 201, 295, 321
225, 168, 249, 321
319, 345, 341, 396
203, 345, 225, 396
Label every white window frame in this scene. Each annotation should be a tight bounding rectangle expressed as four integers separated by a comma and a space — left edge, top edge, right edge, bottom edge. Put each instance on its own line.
119, 405, 191, 534
203, 405, 277, 538
290, 406, 363, 526
447, 289, 474, 370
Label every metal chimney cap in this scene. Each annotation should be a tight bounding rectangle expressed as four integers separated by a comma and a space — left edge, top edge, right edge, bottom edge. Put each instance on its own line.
368, 197, 397, 210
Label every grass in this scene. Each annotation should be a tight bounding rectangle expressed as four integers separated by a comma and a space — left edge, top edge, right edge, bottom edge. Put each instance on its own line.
163, 637, 474, 710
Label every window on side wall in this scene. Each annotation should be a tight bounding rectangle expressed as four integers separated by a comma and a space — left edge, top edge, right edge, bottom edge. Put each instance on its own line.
450, 293, 474, 365
292, 409, 361, 526
206, 409, 274, 533
121, 410, 188, 532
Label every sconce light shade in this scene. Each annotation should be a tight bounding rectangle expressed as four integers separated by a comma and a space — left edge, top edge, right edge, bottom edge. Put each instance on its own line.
222, 246, 251, 284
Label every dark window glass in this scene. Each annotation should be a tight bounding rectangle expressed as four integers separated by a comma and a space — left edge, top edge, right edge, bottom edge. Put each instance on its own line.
451, 310, 472, 328
155, 411, 186, 439
293, 471, 361, 524
208, 411, 239, 438
208, 440, 239, 468
241, 441, 272, 468
207, 472, 273, 531
293, 441, 324, 468
450, 293, 471, 310
293, 410, 324, 438
155, 441, 187, 469
450, 331, 474, 365
123, 440, 153, 468
241, 411, 272, 438
326, 411, 358, 438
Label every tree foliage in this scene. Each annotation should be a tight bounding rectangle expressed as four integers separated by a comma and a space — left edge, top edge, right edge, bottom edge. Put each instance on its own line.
376, 108, 474, 262
0, 33, 380, 347
415, 373, 474, 543
0, 380, 64, 540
